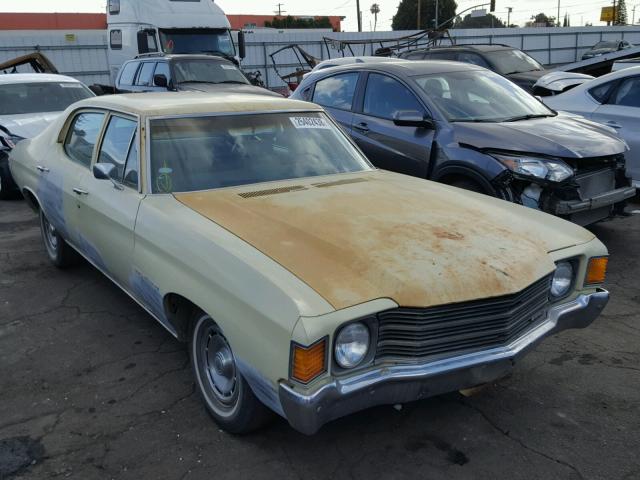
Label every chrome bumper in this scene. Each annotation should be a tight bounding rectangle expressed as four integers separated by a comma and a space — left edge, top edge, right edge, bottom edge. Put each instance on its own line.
553, 186, 636, 215
279, 289, 609, 435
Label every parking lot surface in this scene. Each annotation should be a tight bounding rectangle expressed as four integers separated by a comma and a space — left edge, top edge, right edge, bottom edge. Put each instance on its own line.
1, 198, 639, 480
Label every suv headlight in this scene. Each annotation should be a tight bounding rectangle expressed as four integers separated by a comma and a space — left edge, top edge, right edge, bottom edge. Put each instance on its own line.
335, 323, 370, 369
493, 153, 574, 183
551, 261, 574, 299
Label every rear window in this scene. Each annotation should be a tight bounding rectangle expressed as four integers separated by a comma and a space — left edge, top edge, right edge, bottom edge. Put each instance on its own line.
0, 82, 93, 115
119, 62, 139, 86
149, 112, 371, 193
172, 60, 248, 85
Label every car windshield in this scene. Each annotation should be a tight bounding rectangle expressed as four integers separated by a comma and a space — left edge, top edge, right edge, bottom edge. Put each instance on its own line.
0, 82, 93, 115
149, 112, 372, 193
173, 60, 249, 85
159, 28, 236, 57
593, 41, 619, 49
484, 49, 543, 74
413, 70, 554, 123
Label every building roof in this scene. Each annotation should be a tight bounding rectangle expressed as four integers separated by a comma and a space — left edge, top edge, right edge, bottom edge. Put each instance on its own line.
0, 73, 83, 85
73, 91, 321, 117
0, 13, 107, 30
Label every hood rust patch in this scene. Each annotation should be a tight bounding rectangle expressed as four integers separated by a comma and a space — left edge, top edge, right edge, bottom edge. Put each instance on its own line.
175, 171, 584, 310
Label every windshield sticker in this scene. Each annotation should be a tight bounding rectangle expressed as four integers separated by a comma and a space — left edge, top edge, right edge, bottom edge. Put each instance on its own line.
220, 64, 237, 70
290, 117, 331, 130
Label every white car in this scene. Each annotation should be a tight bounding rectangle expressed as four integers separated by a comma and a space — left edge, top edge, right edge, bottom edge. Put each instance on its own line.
304, 56, 403, 79
543, 67, 640, 188
0, 73, 94, 198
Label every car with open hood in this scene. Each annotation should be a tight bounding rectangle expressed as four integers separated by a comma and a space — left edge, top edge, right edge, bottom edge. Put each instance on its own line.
0, 73, 94, 199
9, 92, 610, 434
291, 60, 636, 226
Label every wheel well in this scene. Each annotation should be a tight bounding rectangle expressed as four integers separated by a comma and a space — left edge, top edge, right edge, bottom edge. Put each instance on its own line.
438, 173, 488, 193
163, 293, 201, 342
22, 189, 40, 212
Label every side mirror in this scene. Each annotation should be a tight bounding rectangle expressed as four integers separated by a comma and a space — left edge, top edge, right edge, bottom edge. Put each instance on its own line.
237, 30, 246, 60
93, 163, 123, 190
393, 111, 434, 129
154, 74, 168, 88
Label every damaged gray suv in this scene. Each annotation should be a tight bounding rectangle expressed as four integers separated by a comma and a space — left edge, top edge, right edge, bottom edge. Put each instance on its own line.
292, 60, 636, 225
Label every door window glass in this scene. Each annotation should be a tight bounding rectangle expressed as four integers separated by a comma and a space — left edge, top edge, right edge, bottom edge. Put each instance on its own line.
404, 52, 427, 60
65, 113, 105, 167
363, 73, 425, 120
313, 73, 359, 111
429, 51, 457, 60
119, 62, 139, 86
136, 62, 156, 86
611, 77, 640, 107
457, 52, 490, 68
124, 132, 139, 189
589, 81, 617, 103
154, 62, 171, 86
98, 116, 138, 183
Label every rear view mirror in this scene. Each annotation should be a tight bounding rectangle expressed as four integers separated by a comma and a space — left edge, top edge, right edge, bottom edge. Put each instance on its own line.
154, 74, 168, 88
393, 111, 434, 129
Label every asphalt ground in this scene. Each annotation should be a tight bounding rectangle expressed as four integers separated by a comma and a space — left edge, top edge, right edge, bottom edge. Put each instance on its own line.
1, 198, 639, 480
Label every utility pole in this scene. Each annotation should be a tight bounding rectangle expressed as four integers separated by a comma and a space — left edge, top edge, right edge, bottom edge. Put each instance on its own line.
275, 3, 285, 16
613, 0, 617, 25
557, 0, 561, 26
435, 0, 439, 29
507, 7, 513, 26
417, 0, 421, 29
356, 0, 362, 31
633, 4, 637, 24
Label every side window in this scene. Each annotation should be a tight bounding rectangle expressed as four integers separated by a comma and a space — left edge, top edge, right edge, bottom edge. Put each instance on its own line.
589, 81, 617, 104
457, 52, 490, 68
110, 29, 123, 50
312, 73, 359, 111
136, 62, 156, 86
98, 116, 138, 184
405, 52, 427, 60
610, 77, 640, 107
154, 62, 171, 86
363, 73, 425, 120
300, 85, 313, 101
123, 132, 139, 189
119, 62, 139, 86
430, 51, 457, 61
64, 113, 106, 168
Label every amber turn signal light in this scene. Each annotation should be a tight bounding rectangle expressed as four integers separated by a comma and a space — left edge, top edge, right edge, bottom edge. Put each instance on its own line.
586, 256, 608, 285
291, 339, 326, 383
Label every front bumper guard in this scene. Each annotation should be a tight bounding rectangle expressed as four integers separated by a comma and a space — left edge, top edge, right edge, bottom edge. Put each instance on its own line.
279, 289, 609, 435
553, 187, 636, 215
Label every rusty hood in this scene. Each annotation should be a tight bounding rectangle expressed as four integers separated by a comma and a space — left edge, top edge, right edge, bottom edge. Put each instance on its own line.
175, 171, 594, 311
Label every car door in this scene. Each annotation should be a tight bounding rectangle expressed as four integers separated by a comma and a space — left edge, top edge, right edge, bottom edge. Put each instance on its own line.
134, 61, 157, 92
52, 110, 107, 245
350, 72, 433, 177
74, 112, 143, 284
591, 75, 640, 184
311, 72, 360, 134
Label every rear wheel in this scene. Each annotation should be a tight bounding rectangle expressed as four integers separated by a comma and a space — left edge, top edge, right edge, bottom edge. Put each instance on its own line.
190, 312, 273, 434
40, 210, 77, 268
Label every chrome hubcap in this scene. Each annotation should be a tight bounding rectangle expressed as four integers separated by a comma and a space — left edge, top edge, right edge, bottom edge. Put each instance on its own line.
42, 214, 58, 252
199, 323, 238, 407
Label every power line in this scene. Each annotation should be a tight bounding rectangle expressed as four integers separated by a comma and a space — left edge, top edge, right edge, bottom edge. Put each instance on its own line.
274, 3, 286, 16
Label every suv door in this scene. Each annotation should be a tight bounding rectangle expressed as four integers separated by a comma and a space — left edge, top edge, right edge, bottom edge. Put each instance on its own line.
134, 62, 158, 92
311, 72, 360, 134
350, 72, 434, 177
75, 113, 144, 284
591, 75, 640, 184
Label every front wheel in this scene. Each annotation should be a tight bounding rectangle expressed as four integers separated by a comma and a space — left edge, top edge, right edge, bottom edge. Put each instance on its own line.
40, 210, 77, 268
190, 312, 273, 434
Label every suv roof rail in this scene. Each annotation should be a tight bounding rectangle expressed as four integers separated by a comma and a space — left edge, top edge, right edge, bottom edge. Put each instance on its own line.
134, 52, 167, 59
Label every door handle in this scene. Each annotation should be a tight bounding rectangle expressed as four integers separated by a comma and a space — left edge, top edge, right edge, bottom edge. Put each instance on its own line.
36, 165, 50, 173
73, 188, 89, 196
353, 122, 370, 133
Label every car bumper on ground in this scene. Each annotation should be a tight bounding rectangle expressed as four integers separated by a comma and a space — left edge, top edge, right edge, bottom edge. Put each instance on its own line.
279, 289, 609, 435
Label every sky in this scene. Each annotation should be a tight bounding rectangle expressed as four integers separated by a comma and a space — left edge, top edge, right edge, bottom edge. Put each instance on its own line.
0, 0, 634, 31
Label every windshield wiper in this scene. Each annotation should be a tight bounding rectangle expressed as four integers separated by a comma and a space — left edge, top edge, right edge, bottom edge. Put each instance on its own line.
502, 113, 555, 122
450, 118, 498, 123
216, 80, 247, 84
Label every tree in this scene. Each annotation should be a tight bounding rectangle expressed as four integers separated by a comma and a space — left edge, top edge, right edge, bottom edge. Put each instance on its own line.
455, 13, 505, 28
370, 3, 381, 31
392, 0, 458, 30
265, 16, 334, 30
562, 12, 570, 27
528, 13, 556, 27
615, 0, 628, 24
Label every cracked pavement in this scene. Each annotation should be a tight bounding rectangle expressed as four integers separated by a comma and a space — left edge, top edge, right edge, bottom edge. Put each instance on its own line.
1, 199, 639, 480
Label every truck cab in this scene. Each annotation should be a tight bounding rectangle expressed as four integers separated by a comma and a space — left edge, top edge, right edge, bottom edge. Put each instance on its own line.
106, 0, 244, 84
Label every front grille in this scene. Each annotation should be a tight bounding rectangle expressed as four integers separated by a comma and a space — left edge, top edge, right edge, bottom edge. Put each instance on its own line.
375, 275, 552, 362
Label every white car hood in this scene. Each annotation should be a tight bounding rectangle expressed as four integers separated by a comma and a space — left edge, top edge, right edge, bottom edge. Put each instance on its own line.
0, 112, 62, 139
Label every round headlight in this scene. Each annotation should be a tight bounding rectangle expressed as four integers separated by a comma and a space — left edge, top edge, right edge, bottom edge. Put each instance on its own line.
551, 261, 574, 298
335, 323, 370, 369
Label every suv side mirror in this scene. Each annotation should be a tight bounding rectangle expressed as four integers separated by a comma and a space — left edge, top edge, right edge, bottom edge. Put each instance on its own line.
237, 31, 246, 60
393, 111, 434, 129
154, 74, 168, 88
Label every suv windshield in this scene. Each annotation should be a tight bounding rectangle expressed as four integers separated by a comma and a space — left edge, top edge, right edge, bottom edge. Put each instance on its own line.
160, 28, 235, 58
414, 70, 554, 123
149, 112, 371, 193
0, 82, 93, 115
484, 49, 543, 74
173, 60, 249, 85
